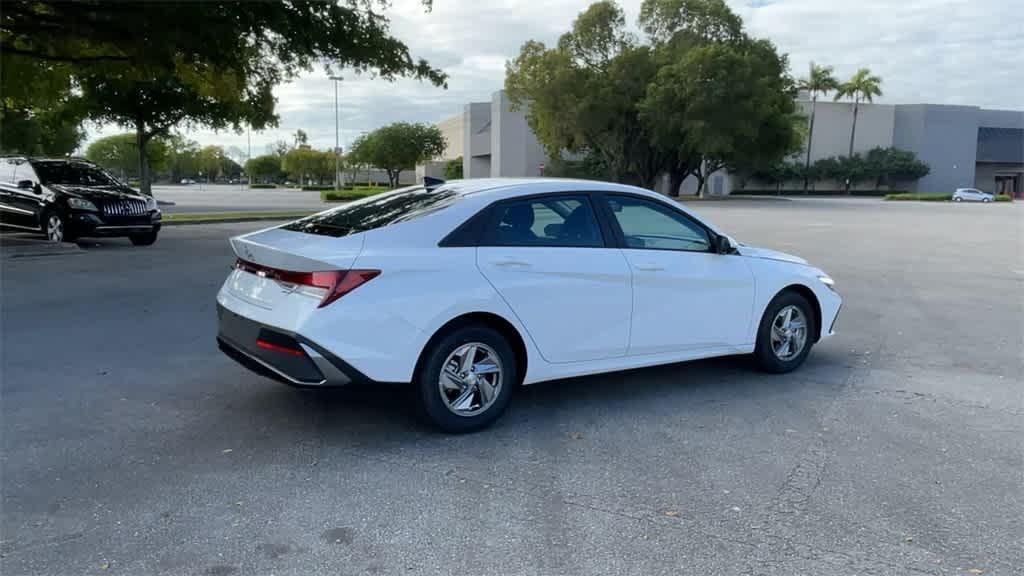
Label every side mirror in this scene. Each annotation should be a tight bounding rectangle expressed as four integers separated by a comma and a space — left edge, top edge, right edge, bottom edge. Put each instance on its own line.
17, 179, 34, 190
715, 234, 738, 254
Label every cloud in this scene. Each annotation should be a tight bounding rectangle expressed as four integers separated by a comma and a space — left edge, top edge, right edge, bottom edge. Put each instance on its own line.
84, 0, 1021, 154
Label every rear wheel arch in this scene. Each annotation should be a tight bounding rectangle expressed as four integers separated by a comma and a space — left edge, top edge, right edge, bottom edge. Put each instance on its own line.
416, 312, 528, 385
773, 284, 822, 342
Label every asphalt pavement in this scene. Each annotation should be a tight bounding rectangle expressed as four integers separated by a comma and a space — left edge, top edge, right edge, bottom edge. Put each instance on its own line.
152, 184, 335, 214
1, 199, 1021, 576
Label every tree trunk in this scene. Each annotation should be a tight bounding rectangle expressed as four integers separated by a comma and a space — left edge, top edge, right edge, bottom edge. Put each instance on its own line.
803, 96, 817, 194
846, 98, 859, 194
695, 171, 707, 198
135, 120, 151, 195
667, 171, 684, 197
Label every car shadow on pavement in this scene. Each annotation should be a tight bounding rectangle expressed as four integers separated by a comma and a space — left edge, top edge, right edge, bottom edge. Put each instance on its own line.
229, 348, 851, 446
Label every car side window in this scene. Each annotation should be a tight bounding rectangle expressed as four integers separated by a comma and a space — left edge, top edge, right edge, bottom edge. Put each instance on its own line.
605, 195, 711, 252
485, 195, 604, 248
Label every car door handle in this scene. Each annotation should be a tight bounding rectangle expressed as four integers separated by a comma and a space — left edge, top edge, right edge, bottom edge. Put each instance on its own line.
633, 264, 664, 271
493, 258, 530, 268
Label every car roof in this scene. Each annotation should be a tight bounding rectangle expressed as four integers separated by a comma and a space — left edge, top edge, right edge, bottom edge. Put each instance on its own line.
439, 177, 658, 198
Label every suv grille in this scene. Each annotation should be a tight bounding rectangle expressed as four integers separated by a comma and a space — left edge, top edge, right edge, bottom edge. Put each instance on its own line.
103, 198, 148, 217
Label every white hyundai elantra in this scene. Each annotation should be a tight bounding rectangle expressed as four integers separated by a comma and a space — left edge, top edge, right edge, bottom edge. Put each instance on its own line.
216, 178, 841, 432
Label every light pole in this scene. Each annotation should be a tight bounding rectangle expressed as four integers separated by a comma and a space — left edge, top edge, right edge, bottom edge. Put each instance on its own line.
247, 124, 252, 189
329, 75, 343, 190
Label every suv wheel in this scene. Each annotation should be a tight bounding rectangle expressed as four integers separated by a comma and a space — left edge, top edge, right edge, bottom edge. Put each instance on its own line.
42, 210, 74, 243
754, 291, 816, 374
129, 229, 159, 246
414, 324, 517, 433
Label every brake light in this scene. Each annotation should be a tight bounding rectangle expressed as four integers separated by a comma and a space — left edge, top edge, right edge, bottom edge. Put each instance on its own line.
256, 339, 305, 356
235, 259, 380, 308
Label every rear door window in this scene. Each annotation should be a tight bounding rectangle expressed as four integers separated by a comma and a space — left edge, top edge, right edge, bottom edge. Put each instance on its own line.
282, 186, 458, 237
483, 195, 605, 247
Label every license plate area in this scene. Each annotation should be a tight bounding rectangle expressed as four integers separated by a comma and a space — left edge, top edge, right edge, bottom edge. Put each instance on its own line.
226, 268, 280, 309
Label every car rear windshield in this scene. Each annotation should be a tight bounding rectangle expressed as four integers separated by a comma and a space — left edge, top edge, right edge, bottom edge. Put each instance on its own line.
32, 161, 117, 186
281, 185, 458, 237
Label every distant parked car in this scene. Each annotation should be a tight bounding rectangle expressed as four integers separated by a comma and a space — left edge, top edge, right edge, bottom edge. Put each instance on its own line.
180, 178, 196, 185
0, 156, 161, 245
953, 188, 994, 202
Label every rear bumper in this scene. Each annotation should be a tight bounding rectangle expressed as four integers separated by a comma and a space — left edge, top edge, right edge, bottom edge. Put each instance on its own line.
216, 303, 372, 387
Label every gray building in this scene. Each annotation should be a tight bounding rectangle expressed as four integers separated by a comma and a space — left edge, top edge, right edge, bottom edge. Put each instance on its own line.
421, 90, 549, 181
433, 91, 1023, 197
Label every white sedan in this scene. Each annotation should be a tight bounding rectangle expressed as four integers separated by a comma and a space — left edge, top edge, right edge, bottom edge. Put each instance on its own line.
216, 178, 841, 432
953, 188, 994, 202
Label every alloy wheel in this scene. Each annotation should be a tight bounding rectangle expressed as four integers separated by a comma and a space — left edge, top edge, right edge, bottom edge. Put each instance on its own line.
770, 305, 808, 361
46, 214, 64, 243
438, 342, 503, 417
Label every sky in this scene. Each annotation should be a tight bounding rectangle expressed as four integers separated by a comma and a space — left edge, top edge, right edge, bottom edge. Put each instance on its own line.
85, 0, 1023, 158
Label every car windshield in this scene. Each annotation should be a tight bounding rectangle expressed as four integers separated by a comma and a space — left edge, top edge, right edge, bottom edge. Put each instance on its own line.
281, 185, 459, 237
32, 161, 118, 187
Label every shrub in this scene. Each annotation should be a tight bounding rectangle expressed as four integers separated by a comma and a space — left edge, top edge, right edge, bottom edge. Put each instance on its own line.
994, 194, 1013, 202
884, 192, 951, 201
443, 157, 463, 180
321, 187, 385, 202
301, 185, 336, 191
249, 183, 277, 189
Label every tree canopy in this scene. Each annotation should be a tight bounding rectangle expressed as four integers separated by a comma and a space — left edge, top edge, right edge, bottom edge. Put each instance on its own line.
506, 0, 800, 195
352, 122, 446, 187
1, 1, 447, 193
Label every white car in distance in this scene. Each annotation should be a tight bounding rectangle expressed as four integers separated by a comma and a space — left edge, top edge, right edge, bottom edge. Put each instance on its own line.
952, 188, 994, 202
216, 178, 842, 432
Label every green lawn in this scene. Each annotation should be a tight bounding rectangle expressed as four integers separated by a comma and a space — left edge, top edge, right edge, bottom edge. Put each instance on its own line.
162, 210, 315, 223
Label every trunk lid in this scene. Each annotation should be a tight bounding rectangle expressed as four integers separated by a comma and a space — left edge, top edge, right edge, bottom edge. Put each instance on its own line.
224, 226, 367, 311
229, 226, 366, 271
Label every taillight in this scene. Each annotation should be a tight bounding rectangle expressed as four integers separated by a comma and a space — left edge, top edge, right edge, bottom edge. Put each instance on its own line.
236, 259, 380, 308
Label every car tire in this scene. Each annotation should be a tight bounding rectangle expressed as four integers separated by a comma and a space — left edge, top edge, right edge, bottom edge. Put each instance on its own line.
953, 196, 962, 202
414, 324, 517, 433
41, 209, 75, 243
753, 291, 817, 374
129, 229, 159, 246
982, 197, 991, 203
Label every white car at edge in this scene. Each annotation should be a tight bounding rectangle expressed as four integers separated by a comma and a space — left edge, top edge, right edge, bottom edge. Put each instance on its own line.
216, 178, 841, 432
952, 188, 994, 202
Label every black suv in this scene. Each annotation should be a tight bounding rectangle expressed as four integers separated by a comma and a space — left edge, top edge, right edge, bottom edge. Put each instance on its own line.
0, 156, 161, 245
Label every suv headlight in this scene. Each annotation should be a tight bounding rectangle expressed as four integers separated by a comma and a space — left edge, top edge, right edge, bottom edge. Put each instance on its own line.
145, 195, 157, 210
68, 197, 98, 212
818, 274, 837, 292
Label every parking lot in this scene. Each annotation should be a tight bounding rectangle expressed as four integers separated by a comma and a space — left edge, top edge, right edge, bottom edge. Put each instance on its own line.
1, 198, 1021, 575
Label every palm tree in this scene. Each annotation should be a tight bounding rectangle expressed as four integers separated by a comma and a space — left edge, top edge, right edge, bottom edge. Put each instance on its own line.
835, 68, 883, 192
797, 62, 839, 193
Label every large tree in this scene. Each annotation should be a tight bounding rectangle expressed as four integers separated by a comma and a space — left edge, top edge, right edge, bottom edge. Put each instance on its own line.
641, 38, 799, 196
506, 2, 668, 187
354, 123, 446, 187
508, 0, 797, 195
0, 53, 84, 155
245, 154, 283, 184
85, 133, 170, 181
796, 62, 839, 192
1, 1, 446, 194
835, 67, 883, 192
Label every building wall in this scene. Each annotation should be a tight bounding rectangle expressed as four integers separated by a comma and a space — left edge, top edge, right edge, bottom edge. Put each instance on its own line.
799, 99, 895, 161
463, 102, 492, 179
490, 91, 547, 177
435, 114, 464, 161
893, 105, 979, 192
